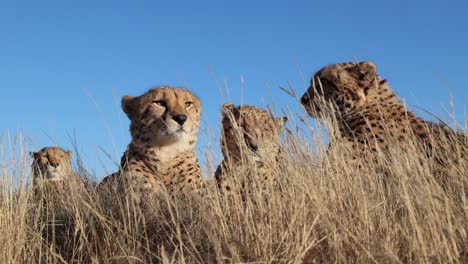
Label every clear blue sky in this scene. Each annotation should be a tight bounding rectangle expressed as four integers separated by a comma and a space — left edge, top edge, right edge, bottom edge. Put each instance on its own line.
1, 0, 466, 179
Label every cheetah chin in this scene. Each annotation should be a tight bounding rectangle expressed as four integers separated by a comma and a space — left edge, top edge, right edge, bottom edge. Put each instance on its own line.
158, 126, 192, 143
46, 171, 66, 181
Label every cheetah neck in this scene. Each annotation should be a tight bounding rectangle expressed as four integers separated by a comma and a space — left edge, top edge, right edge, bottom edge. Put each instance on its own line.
337, 80, 420, 138
121, 142, 197, 176
366, 80, 400, 106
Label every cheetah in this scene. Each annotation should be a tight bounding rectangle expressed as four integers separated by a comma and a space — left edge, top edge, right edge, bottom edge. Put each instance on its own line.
300, 61, 466, 163
30, 147, 93, 261
31, 147, 76, 186
99, 86, 204, 205
30, 147, 86, 198
215, 103, 288, 193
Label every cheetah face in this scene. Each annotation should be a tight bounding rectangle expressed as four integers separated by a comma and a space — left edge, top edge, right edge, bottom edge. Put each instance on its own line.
122, 87, 201, 148
31, 147, 72, 182
220, 103, 287, 163
301, 61, 379, 117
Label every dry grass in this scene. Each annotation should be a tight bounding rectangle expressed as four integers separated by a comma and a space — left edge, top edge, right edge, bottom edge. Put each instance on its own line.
0, 112, 466, 264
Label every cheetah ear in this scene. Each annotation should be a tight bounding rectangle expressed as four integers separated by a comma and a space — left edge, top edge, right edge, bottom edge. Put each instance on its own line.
358, 61, 377, 82
30, 151, 42, 161
275, 116, 288, 129
66, 150, 72, 158
122, 95, 137, 119
221, 103, 239, 117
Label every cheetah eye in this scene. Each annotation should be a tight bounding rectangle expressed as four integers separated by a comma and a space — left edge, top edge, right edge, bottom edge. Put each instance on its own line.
185, 101, 193, 108
153, 100, 167, 107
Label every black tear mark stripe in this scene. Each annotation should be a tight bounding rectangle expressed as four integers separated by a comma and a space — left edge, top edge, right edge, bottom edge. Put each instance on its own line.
141, 105, 152, 119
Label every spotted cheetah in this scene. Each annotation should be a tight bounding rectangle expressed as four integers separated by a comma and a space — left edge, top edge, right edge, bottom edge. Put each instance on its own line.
99, 86, 204, 205
30, 147, 94, 261
215, 103, 288, 193
31, 147, 76, 185
300, 61, 466, 162
30, 147, 85, 197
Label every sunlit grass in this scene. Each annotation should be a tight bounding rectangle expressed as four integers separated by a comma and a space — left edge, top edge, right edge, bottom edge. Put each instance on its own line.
0, 107, 466, 263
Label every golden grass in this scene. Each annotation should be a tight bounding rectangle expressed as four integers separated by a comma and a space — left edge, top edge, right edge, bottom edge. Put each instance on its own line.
0, 113, 466, 264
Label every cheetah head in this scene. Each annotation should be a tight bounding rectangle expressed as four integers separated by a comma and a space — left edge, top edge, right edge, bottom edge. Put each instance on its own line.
220, 103, 287, 163
301, 61, 379, 117
122, 87, 201, 149
31, 147, 73, 182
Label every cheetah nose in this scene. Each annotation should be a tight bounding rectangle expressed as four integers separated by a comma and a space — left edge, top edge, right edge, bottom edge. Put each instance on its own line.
172, 114, 188, 125
50, 163, 59, 168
